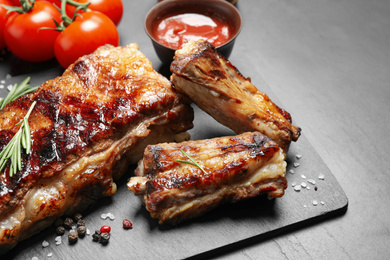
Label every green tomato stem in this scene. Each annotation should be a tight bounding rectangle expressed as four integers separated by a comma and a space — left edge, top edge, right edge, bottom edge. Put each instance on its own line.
1, 0, 34, 14
60, 0, 73, 27
65, 0, 90, 11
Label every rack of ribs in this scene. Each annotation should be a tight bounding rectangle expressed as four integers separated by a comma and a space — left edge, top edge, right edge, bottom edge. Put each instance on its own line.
0, 44, 193, 253
170, 40, 301, 153
128, 131, 287, 225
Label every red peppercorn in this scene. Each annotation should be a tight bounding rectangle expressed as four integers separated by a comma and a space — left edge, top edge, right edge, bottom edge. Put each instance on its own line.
123, 219, 133, 229
100, 225, 111, 233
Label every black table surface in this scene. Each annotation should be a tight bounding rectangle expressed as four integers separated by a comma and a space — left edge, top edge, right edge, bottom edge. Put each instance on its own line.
1, 0, 389, 259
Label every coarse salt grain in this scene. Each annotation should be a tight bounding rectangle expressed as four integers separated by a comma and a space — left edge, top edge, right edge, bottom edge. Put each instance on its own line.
296, 154, 302, 159
294, 185, 301, 191
312, 200, 318, 206
308, 179, 316, 185
301, 182, 307, 188
318, 174, 325, 180
306, 186, 310, 190
0, 85, 3, 89
87, 228, 91, 235
293, 162, 300, 168
32, 257, 38, 260
0, 80, 5, 84
289, 169, 295, 174
42, 240, 49, 248
102, 212, 115, 220
55, 236, 62, 245
47, 253, 53, 258
7, 84, 13, 91
291, 182, 297, 187
321, 201, 325, 205
301, 174, 306, 179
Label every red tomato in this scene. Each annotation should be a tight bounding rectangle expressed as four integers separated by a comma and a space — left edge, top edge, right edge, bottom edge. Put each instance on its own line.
4, 1, 62, 62
8, 0, 20, 6
42, 0, 80, 18
54, 11, 119, 68
77, 0, 123, 26
0, 0, 13, 49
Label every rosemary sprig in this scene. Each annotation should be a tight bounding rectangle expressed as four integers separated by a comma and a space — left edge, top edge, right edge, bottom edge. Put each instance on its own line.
0, 101, 36, 177
0, 77, 38, 110
176, 149, 208, 175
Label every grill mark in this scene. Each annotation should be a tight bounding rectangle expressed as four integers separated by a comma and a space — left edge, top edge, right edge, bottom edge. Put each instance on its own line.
145, 132, 279, 193
0, 47, 186, 217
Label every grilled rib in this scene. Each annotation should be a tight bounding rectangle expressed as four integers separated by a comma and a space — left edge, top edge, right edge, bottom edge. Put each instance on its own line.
0, 43, 193, 253
170, 40, 301, 153
128, 132, 287, 225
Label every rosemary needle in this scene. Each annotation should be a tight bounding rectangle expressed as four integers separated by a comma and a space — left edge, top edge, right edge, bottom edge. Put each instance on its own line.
0, 77, 38, 110
0, 101, 37, 177
176, 149, 208, 175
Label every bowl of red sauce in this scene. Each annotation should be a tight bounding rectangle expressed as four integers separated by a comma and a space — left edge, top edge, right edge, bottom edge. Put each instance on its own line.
145, 0, 242, 64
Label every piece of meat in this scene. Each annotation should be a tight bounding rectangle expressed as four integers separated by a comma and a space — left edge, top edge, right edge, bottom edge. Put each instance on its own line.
0, 44, 193, 253
128, 132, 287, 225
170, 40, 301, 153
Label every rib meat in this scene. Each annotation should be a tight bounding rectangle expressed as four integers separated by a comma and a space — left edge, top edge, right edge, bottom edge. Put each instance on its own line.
0, 44, 193, 253
128, 132, 287, 224
170, 40, 301, 153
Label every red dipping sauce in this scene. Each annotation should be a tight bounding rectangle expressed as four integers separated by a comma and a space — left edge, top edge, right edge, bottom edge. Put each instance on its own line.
153, 13, 231, 49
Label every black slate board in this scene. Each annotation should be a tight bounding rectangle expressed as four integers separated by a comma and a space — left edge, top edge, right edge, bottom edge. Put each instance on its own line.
0, 2, 348, 258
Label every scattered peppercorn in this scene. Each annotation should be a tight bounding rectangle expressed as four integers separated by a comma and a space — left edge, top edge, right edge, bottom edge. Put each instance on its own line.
314, 186, 318, 191
77, 219, 85, 227
100, 232, 110, 245
77, 226, 87, 238
73, 212, 83, 222
68, 231, 78, 244
123, 219, 133, 229
100, 225, 111, 233
63, 217, 74, 230
92, 230, 101, 242
55, 226, 66, 236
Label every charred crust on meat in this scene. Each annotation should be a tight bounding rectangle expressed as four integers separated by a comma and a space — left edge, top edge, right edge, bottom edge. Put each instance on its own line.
128, 132, 287, 224
0, 44, 194, 246
150, 145, 165, 171
72, 60, 88, 74
170, 40, 301, 153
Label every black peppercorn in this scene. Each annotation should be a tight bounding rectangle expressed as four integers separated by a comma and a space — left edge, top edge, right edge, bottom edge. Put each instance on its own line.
63, 217, 74, 230
77, 225, 87, 238
68, 231, 78, 244
55, 226, 66, 236
100, 232, 110, 244
73, 212, 83, 222
92, 230, 101, 242
77, 219, 85, 227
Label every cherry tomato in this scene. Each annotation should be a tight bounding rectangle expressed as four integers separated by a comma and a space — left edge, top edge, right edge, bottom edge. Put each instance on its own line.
8, 0, 20, 6
54, 11, 119, 68
0, 0, 13, 49
4, 1, 62, 62
43, 0, 80, 18
76, 0, 123, 26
